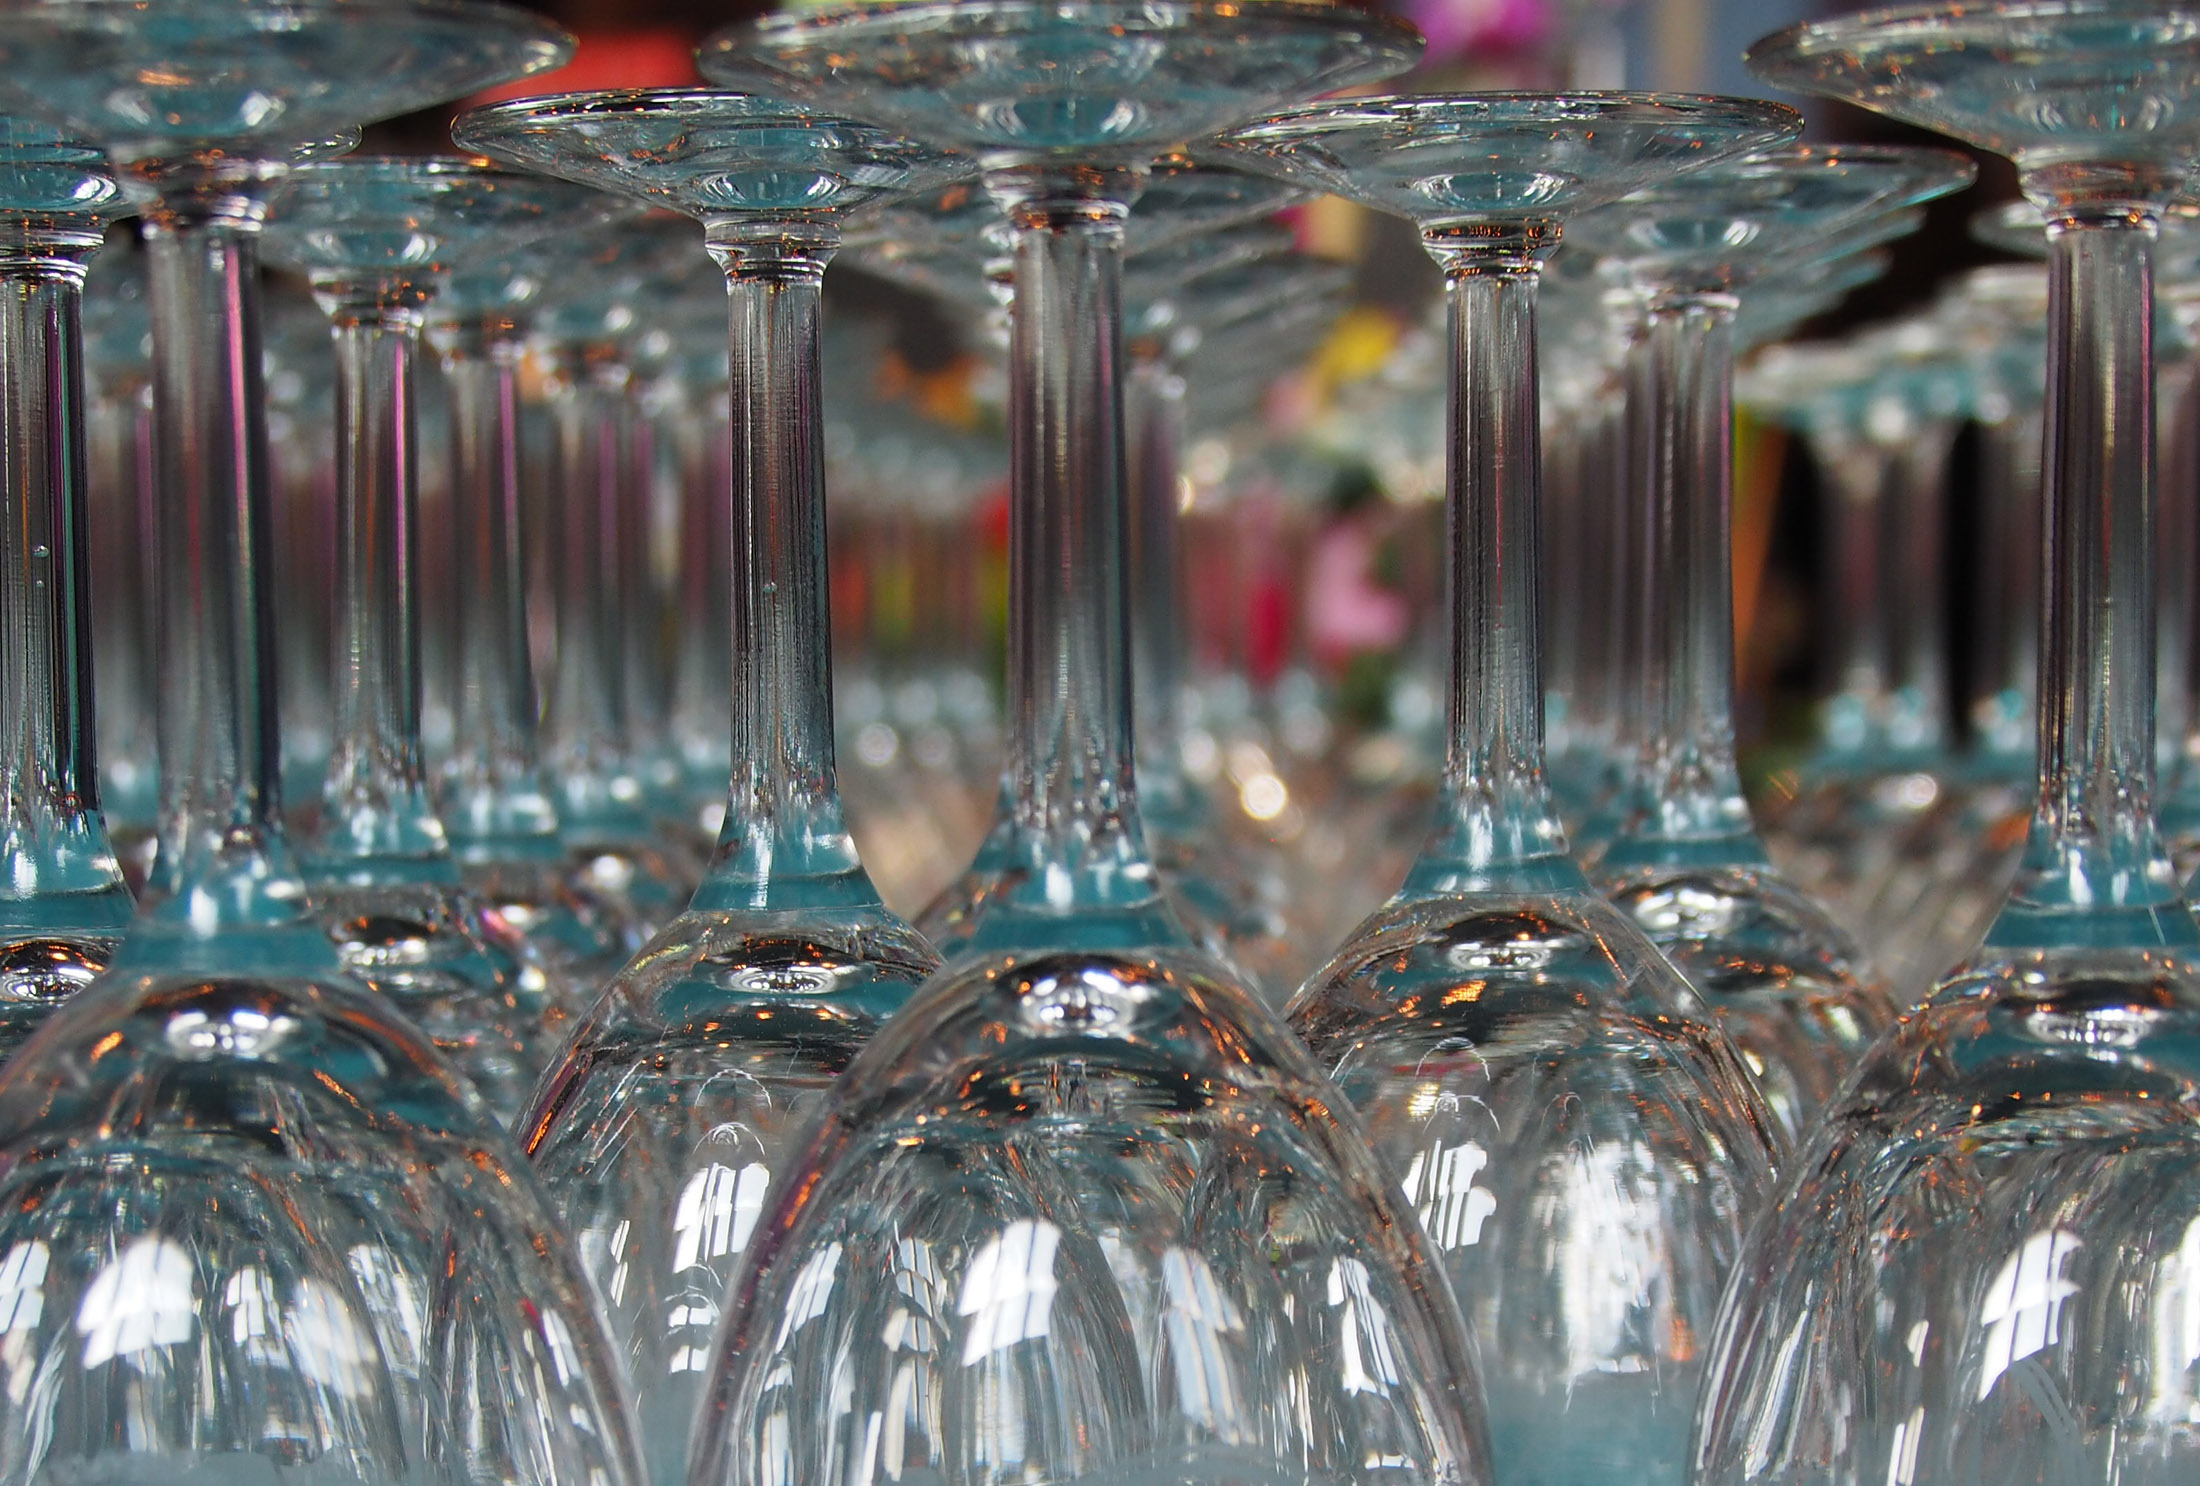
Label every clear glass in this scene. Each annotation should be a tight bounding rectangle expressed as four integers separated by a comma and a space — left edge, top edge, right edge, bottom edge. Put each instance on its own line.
0, 121, 134, 1057
81, 244, 160, 894
1689, 9, 2200, 1480
427, 238, 634, 994
261, 157, 603, 1124
691, 8, 1501, 1484
904, 167, 1319, 991
1577, 143, 1977, 1140
529, 223, 705, 949
1221, 92, 1795, 1486
451, 87, 958, 1486
0, 6, 647, 1481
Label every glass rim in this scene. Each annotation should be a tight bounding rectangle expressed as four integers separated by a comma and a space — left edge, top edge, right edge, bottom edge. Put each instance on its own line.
456, 84, 878, 139
0, 0, 570, 32
1748, 0, 2200, 78
1228, 88, 1803, 143
712, 0, 1425, 56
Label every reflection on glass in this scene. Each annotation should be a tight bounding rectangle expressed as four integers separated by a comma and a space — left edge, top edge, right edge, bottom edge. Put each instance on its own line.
1694, 11, 2200, 1484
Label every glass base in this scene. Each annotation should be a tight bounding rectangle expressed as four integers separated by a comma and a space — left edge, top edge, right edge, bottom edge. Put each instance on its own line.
0, 0, 567, 162
1696, 942, 2200, 1485
1747, 5, 2200, 194
686, 940, 1492, 1485
703, 0, 1422, 164
1601, 861, 1895, 1142
1295, 887, 1779, 1486
0, 965, 638, 1483
521, 905, 937, 1486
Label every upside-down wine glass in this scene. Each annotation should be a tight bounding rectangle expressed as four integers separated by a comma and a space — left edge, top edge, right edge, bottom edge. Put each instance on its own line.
1689, 8, 2200, 1479
454, 85, 960, 1485
0, 1, 649, 1479
0, 121, 133, 1057
690, 5, 1498, 1482
261, 156, 603, 1123
1577, 142, 1977, 1140
428, 225, 638, 994
1220, 92, 1796, 1486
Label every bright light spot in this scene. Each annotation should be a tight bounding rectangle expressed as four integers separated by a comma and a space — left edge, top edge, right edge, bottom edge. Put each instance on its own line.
1885, 1405, 1925, 1486
856, 723, 899, 768
1401, 1142, 1496, 1251
1239, 773, 1289, 822
285, 1277, 372, 1394
1326, 1258, 1400, 1396
957, 1219, 1061, 1365
1161, 1247, 1246, 1434
772, 1242, 843, 1351
673, 1162, 771, 1273
78, 1237, 195, 1368
1977, 1228, 2082, 1401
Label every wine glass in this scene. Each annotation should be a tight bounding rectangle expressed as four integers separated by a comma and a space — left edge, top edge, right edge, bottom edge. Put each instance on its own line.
261, 156, 609, 1123
0, 1, 646, 1479
0, 119, 134, 1058
1219, 91, 1798, 1486
451, 85, 962, 1484
688, 5, 1499, 1482
428, 226, 641, 993
1572, 142, 1978, 1141
1690, 8, 2200, 1479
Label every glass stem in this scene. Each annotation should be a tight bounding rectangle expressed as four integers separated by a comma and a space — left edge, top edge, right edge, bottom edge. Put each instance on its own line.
1603, 290, 1764, 872
312, 281, 452, 882
124, 183, 335, 972
1988, 207, 2193, 947
1975, 403, 2044, 765
1404, 233, 1578, 896
1883, 416, 1957, 762
543, 347, 640, 838
692, 223, 876, 915
1129, 347, 1196, 833
968, 165, 1175, 951
432, 317, 562, 862
669, 387, 732, 802
1811, 424, 1891, 762
0, 227, 130, 933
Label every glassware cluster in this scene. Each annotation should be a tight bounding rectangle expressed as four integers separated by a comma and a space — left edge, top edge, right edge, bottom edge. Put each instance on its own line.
0, 0, 2192, 1483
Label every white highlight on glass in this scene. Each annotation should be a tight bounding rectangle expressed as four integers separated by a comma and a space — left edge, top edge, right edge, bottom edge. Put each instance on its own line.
1977, 1228, 2082, 1401
77, 1236, 195, 1369
958, 1219, 1062, 1366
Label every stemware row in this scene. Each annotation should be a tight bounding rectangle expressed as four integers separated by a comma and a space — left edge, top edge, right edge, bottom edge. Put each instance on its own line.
0, 1, 2195, 1484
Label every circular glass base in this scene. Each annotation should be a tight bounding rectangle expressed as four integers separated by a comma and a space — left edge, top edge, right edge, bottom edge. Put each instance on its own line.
1748, 3, 2200, 185
265, 158, 607, 275
1222, 93, 1801, 231
451, 87, 965, 227
0, 0, 567, 161
702, 0, 1422, 165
